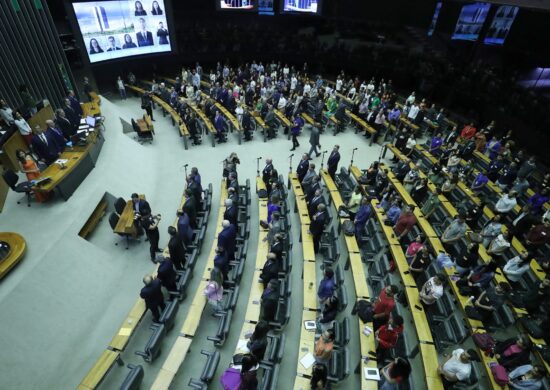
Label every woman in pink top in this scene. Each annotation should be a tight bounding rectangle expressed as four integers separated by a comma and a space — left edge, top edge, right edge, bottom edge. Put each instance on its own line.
204, 267, 224, 313
405, 235, 424, 263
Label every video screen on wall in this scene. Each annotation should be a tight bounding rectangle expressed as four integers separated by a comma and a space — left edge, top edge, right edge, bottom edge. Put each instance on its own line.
452, 2, 491, 41
258, 0, 274, 15
72, 0, 172, 64
427, 2, 442, 36
217, 0, 256, 10
484, 5, 518, 45
282, 0, 320, 14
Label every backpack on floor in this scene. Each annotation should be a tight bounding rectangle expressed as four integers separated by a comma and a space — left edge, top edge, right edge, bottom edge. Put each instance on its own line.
220, 367, 241, 390
342, 220, 355, 236
490, 363, 509, 387
352, 299, 373, 323
472, 332, 496, 353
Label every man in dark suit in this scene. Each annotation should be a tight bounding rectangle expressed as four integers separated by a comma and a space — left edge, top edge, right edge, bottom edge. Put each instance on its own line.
264, 105, 276, 139
177, 209, 193, 246
141, 211, 161, 262
167, 226, 186, 270
223, 199, 238, 226
157, 257, 177, 292
270, 233, 284, 261
217, 220, 237, 261
183, 190, 198, 229
310, 203, 327, 253
260, 252, 280, 288
55, 109, 74, 140
186, 174, 202, 206
242, 107, 253, 141
136, 18, 154, 46
308, 188, 324, 217
262, 158, 274, 190
327, 145, 341, 180
227, 172, 239, 194
260, 279, 279, 322
213, 246, 229, 281
308, 124, 321, 158
45, 120, 66, 154
131, 193, 151, 216
296, 154, 309, 182
68, 90, 83, 116
214, 111, 226, 143
63, 98, 80, 131
140, 274, 166, 322
306, 176, 321, 203
31, 126, 59, 165
227, 187, 239, 205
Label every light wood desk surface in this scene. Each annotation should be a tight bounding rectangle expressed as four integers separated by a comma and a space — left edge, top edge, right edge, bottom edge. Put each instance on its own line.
303, 260, 318, 311
349, 253, 370, 299
295, 310, 318, 377
114, 200, 136, 235
0, 232, 26, 279
77, 349, 119, 390
274, 109, 292, 127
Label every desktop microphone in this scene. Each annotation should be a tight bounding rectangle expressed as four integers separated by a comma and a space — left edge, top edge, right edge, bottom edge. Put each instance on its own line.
183, 164, 189, 167
353, 147, 358, 151
289, 154, 294, 157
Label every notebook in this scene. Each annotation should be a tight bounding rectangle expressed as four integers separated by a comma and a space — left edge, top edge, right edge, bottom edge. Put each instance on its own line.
364, 367, 380, 381
299, 353, 315, 369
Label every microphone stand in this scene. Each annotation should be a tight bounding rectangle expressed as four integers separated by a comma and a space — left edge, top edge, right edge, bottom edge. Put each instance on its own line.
321, 150, 327, 169
256, 157, 261, 177
288, 154, 294, 189
349, 147, 358, 170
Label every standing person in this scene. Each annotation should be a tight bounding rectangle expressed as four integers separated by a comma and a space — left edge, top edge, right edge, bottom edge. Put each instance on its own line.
419, 274, 445, 306
141, 92, 154, 121
31, 126, 60, 166
262, 158, 274, 192
141, 210, 161, 263
290, 114, 303, 151
394, 205, 417, 241
310, 204, 327, 254
317, 267, 336, 308
308, 124, 321, 158
260, 279, 279, 321
376, 315, 405, 362
203, 267, 224, 314
327, 145, 340, 180
296, 154, 310, 182
156, 257, 177, 292
167, 226, 186, 270
116, 76, 126, 100
373, 285, 399, 330
379, 357, 412, 390
140, 274, 165, 322
314, 329, 335, 366
15, 150, 48, 202
247, 321, 270, 361
218, 220, 237, 261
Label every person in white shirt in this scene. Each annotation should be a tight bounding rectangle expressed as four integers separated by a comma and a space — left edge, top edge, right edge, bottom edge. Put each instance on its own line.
277, 95, 287, 111
347, 86, 357, 100
290, 76, 297, 91
495, 191, 518, 214
438, 348, 478, 385
406, 92, 416, 105
407, 103, 420, 120
235, 104, 244, 126
487, 231, 511, 256
209, 72, 216, 84
303, 83, 311, 96
14, 112, 32, 144
283, 65, 289, 76
419, 275, 444, 305
367, 80, 375, 92
335, 77, 343, 92
503, 251, 531, 283
116, 76, 126, 100
0, 99, 14, 124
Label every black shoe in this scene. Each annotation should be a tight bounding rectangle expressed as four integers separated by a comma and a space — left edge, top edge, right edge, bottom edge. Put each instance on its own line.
316, 153, 321, 157
150, 257, 156, 263
290, 148, 295, 151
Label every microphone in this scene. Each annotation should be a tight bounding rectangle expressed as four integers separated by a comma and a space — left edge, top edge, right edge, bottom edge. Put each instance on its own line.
257, 157, 262, 160
322, 150, 328, 154
183, 164, 189, 167
289, 154, 294, 157
353, 147, 358, 151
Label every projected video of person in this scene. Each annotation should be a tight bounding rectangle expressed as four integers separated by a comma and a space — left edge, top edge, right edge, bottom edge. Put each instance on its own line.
73, 0, 171, 63
282, 0, 318, 13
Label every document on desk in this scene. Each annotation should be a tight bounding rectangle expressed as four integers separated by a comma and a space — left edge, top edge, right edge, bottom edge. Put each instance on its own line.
118, 327, 132, 336
56, 159, 69, 165
236, 339, 250, 352
364, 367, 381, 381
304, 320, 316, 330
300, 352, 315, 369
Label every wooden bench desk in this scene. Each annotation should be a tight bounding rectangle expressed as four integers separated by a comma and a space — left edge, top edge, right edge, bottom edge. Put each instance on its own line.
295, 310, 318, 378
274, 109, 292, 128
301, 112, 316, 126
0, 232, 26, 279
108, 299, 146, 351
303, 260, 318, 311
77, 350, 121, 390
358, 319, 379, 390
180, 280, 208, 337
114, 200, 137, 237
349, 253, 370, 299
345, 109, 376, 135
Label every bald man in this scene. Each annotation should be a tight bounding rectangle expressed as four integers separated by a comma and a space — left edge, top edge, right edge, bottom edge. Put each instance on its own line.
140, 274, 166, 322
45, 119, 66, 154
217, 220, 237, 261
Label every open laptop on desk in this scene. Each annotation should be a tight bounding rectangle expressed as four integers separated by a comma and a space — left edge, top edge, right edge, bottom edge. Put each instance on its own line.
31, 177, 52, 187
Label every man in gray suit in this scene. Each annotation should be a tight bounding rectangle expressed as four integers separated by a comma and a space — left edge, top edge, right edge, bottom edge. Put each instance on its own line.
308, 124, 321, 158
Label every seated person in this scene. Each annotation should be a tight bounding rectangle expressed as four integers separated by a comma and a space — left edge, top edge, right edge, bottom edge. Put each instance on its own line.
508, 364, 545, 390
246, 321, 269, 361
469, 282, 511, 323
495, 334, 532, 371
438, 348, 479, 387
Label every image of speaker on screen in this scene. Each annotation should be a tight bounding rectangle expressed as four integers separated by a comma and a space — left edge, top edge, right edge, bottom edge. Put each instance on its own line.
106, 36, 122, 51
122, 33, 138, 49
151, 1, 163, 15
157, 22, 169, 45
134, 1, 147, 15
89, 37, 104, 54
283, 0, 318, 13
220, 0, 255, 9
136, 17, 154, 46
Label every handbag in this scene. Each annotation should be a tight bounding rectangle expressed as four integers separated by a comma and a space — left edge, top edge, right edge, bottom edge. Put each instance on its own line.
472, 332, 496, 352
352, 300, 373, 323
490, 363, 509, 387
342, 220, 355, 236
519, 316, 544, 339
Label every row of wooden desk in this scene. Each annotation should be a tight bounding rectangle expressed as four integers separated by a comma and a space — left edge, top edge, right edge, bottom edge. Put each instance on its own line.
151, 181, 227, 389
357, 161, 511, 389
319, 169, 380, 390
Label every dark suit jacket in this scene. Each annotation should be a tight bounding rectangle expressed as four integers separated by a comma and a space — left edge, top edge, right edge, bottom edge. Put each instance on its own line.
46, 127, 66, 154
260, 259, 280, 286
64, 105, 80, 130
157, 259, 177, 289
327, 151, 340, 172
187, 181, 201, 205
270, 241, 284, 261
31, 133, 59, 165
308, 195, 323, 216
310, 211, 327, 236
224, 205, 238, 226
177, 214, 193, 245
69, 96, 83, 116
136, 31, 154, 46
183, 197, 197, 229
134, 199, 151, 216
140, 279, 164, 309
297, 160, 309, 182
56, 117, 74, 139
260, 288, 279, 321
306, 182, 320, 203
168, 235, 186, 269
217, 225, 237, 255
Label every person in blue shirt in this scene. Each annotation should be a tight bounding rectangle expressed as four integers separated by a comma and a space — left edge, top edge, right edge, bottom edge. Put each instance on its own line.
471, 172, 488, 193
317, 267, 336, 307
485, 136, 502, 160
290, 114, 304, 151
354, 198, 372, 239
487, 155, 505, 182
429, 133, 443, 156
386, 200, 402, 225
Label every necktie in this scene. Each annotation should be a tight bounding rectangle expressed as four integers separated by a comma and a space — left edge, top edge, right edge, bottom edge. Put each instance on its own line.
41, 134, 47, 145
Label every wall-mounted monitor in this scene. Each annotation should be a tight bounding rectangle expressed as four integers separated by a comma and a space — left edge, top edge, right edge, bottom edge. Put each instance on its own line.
258, 0, 274, 15
483, 5, 518, 45
72, 0, 172, 64
427, 2, 442, 36
452, 2, 491, 41
217, 0, 256, 11
281, 0, 321, 14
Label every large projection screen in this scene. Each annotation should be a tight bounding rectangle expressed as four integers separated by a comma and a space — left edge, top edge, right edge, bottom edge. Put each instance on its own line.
72, 0, 172, 64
